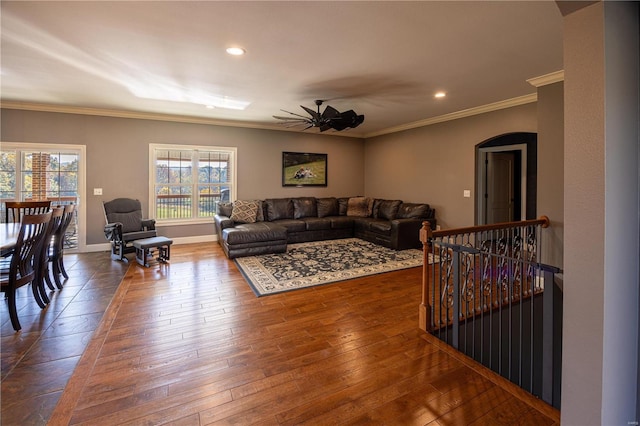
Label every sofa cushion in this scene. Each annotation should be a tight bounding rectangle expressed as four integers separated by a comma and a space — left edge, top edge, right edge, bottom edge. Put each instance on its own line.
397, 203, 431, 219
265, 198, 294, 221
317, 197, 338, 218
330, 216, 355, 229
230, 200, 260, 223
292, 197, 317, 219
374, 199, 402, 220
347, 197, 373, 217
223, 222, 287, 244
338, 197, 350, 215
369, 220, 392, 233
303, 217, 332, 231
272, 219, 306, 232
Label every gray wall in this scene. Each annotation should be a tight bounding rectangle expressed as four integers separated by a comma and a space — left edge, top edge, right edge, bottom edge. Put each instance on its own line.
363, 103, 538, 229
0, 110, 364, 245
562, 2, 640, 424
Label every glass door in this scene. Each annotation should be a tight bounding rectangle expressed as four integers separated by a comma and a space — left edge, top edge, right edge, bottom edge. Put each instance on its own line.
0, 143, 85, 251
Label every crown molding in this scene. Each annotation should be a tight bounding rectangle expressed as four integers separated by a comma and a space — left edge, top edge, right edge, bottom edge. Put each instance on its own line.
362, 93, 538, 138
2, 93, 540, 140
527, 70, 565, 87
0, 100, 364, 138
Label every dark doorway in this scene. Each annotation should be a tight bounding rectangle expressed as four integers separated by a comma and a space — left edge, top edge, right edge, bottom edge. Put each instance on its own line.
476, 133, 537, 225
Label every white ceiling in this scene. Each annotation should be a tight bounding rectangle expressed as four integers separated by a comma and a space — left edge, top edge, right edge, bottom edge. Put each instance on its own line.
1, 1, 564, 138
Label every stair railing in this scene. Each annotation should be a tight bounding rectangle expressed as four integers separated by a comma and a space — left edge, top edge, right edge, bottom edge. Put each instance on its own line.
419, 217, 563, 408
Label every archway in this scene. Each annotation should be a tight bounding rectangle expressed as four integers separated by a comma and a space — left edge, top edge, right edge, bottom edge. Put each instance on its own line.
475, 132, 537, 225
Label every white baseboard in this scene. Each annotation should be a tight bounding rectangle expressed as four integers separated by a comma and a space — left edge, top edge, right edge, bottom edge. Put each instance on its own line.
83, 234, 218, 253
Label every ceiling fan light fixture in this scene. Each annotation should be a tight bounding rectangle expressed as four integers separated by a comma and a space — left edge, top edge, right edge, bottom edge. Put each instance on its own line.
226, 47, 246, 56
273, 100, 364, 132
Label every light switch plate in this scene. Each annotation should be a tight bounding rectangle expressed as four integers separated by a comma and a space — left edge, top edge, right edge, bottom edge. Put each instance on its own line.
463, 190, 471, 198
93, 188, 103, 195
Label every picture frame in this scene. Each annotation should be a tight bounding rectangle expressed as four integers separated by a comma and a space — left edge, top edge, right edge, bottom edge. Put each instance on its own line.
282, 152, 327, 187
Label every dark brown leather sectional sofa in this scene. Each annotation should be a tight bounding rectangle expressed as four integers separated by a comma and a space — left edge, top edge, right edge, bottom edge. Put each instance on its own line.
214, 196, 436, 259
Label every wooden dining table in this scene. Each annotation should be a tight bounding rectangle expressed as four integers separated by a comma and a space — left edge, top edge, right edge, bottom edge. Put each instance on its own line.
1, 222, 22, 257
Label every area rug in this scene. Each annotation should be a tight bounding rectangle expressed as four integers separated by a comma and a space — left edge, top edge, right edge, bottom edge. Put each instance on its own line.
235, 238, 431, 296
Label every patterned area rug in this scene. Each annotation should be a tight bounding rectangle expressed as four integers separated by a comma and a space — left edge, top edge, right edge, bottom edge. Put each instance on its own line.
235, 238, 429, 296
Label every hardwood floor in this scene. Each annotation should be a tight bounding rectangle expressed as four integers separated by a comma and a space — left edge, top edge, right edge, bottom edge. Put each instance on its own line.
2, 243, 560, 425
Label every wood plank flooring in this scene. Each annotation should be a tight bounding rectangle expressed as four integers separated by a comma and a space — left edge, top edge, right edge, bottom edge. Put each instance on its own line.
2, 242, 560, 425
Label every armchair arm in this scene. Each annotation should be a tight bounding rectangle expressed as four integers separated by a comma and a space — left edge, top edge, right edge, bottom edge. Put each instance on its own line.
104, 222, 124, 242
142, 219, 156, 230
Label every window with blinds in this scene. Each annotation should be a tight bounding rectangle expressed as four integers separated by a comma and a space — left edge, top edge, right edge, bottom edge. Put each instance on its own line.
150, 144, 236, 223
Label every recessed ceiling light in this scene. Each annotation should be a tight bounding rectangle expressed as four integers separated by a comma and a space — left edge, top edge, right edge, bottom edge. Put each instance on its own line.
206, 105, 215, 109
434, 92, 446, 98
226, 47, 245, 56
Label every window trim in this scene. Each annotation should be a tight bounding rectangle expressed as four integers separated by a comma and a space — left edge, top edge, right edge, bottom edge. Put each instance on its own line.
1, 141, 87, 252
149, 143, 237, 226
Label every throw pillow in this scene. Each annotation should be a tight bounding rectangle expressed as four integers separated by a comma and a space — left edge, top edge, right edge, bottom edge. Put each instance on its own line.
254, 200, 265, 222
346, 197, 373, 217
337, 197, 350, 216
317, 197, 338, 218
230, 200, 259, 223
217, 201, 233, 217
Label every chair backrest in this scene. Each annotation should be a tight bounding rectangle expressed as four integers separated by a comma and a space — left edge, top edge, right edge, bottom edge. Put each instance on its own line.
52, 204, 76, 252
4, 201, 52, 223
103, 198, 144, 233
6, 212, 52, 288
40, 206, 64, 264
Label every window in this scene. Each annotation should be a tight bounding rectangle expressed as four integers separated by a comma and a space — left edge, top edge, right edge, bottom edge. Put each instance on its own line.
150, 144, 236, 224
0, 142, 85, 251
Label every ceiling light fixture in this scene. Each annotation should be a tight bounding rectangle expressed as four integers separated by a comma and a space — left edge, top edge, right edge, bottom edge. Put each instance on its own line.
434, 92, 446, 98
226, 47, 245, 56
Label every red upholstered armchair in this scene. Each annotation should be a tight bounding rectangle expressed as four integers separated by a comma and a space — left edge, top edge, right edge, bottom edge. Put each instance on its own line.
103, 198, 156, 262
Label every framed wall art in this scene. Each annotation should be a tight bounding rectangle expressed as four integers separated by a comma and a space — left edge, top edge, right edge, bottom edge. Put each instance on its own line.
282, 152, 327, 187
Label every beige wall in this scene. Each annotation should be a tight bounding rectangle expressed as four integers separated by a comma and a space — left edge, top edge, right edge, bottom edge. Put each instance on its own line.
537, 81, 564, 268
363, 103, 538, 229
562, 2, 640, 424
0, 109, 364, 245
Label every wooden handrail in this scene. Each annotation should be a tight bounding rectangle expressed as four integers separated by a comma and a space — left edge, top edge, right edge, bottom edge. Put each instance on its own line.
418, 215, 551, 333
425, 216, 549, 240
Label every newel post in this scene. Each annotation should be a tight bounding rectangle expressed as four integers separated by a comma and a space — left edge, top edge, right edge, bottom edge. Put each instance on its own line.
419, 221, 433, 332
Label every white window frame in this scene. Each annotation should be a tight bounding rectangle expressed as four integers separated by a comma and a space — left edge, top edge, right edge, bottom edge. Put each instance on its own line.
0, 142, 87, 253
149, 144, 237, 226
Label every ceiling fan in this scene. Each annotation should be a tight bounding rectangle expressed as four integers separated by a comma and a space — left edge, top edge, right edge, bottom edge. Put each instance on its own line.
273, 100, 365, 132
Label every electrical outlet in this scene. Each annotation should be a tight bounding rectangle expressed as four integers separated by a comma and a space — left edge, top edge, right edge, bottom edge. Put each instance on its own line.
93, 188, 103, 195
463, 190, 471, 198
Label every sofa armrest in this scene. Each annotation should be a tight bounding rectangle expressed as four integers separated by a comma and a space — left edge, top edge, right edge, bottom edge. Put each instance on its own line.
390, 218, 424, 250
142, 219, 156, 230
214, 214, 235, 243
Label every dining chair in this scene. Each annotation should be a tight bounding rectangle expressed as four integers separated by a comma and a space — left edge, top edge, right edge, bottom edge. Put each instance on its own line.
4, 200, 52, 223
0, 211, 52, 331
35, 207, 64, 302
48, 204, 75, 288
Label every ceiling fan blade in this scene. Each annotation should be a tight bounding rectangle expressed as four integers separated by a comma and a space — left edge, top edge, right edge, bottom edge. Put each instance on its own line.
322, 105, 340, 120
300, 105, 320, 122
273, 115, 310, 122
279, 109, 310, 119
